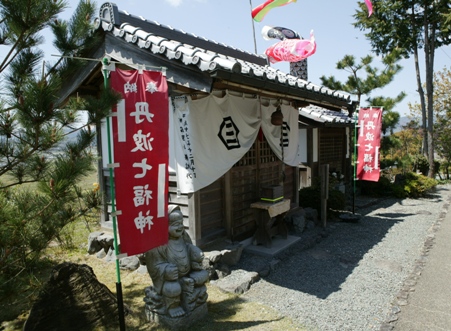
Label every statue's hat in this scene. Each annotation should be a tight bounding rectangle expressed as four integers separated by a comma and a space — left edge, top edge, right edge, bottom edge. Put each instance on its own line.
168, 204, 181, 216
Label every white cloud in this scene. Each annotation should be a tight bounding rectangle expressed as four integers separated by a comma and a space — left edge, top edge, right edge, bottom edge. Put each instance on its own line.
165, 0, 207, 7
165, 0, 183, 7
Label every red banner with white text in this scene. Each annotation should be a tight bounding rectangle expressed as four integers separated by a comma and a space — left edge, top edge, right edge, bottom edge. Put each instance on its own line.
110, 68, 169, 256
356, 107, 382, 182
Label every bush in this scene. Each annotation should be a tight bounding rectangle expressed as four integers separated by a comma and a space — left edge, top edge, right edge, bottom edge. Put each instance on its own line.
354, 171, 437, 199
357, 175, 394, 197
414, 155, 429, 175
392, 172, 437, 198
434, 160, 441, 175
299, 178, 346, 219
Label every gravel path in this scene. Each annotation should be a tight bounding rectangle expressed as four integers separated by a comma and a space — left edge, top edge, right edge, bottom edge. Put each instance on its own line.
233, 184, 451, 331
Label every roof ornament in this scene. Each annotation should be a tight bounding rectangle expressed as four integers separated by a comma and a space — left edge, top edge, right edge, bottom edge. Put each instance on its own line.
99, 2, 120, 26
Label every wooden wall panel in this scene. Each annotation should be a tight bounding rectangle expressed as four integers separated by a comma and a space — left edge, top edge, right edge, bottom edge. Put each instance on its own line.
319, 128, 345, 175
167, 173, 191, 229
199, 178, 225, 238
229, 166, 258, 241
283, 165, 296, 205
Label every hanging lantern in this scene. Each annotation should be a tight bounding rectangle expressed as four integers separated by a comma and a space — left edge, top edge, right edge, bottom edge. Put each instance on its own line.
271, 105, 283, 126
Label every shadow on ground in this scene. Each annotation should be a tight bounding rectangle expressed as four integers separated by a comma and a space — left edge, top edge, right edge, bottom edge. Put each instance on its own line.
265, 213, 400, 298
142, 294, 292, 331
233, 187, 451, 299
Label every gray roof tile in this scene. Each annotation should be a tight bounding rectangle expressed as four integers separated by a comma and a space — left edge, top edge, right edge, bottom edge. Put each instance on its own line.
299, 105, 354, 125
94, 2, 354, 109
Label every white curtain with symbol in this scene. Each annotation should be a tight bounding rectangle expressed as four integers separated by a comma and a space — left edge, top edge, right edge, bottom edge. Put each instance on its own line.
260, 100, 301, 167
171, 92, 301, 193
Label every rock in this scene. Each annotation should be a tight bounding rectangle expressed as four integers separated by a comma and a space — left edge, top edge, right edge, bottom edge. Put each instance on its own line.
87, 231, 103, 253
87, 232, 114, 255
202, 258, 217, 280
215, 263, 230, 279
339, 211, 361, 223
96, 249, 107, 259
220, 244, 244, 266
258, 265, 271, 277
269, 259, 280, 270
284, 208, 307, 234
204, 244, 244, 266
292, 213, 306, 234
136, 264, 148, 274
306, 220, 316, 230
23, 262, 128, 331
137, 253, 146, 265
104, 248, 116, 262
203, 244, 244, 281
204, 250, 222, 264
211, 269, 260, 294
119, 256, 140, 270
304, 207, 318, 224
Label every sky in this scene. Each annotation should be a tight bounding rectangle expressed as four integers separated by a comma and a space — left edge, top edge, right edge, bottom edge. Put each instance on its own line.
7, 0, 451, 116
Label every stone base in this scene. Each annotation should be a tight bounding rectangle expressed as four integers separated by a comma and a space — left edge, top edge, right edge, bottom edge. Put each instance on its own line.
146, 303, 208, 330
339, 211, 361, 223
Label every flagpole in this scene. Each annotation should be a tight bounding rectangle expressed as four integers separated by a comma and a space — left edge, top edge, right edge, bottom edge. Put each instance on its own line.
102, 57, 126, 331
249, 0, 258, 53
353, 108, 359, 214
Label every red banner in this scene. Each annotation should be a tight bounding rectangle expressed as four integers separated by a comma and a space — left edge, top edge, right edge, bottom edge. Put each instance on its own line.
356, 107, 382, 182
110, 68, 169, 256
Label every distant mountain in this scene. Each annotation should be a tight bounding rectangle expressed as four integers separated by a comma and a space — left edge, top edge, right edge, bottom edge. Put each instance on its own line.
393, 116, 410, 133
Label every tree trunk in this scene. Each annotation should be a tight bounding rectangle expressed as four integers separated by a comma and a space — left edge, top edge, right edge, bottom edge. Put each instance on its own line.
413, 49, 428, 160
425, 10, 436, 178
407, 6, 427, 160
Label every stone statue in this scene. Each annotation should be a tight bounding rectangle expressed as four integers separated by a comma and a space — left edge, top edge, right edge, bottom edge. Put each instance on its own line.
144, 205, 209, 321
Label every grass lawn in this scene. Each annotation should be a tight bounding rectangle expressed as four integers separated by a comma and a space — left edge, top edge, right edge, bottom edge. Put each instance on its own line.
0, 165, 306, 331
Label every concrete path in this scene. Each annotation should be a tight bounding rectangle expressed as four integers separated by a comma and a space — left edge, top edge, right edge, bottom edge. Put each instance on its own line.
392, 195, 451, 331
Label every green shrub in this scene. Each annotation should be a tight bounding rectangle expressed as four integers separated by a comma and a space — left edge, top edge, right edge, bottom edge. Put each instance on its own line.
328, 188, 347, 211
356, 171, 437, 199
357, 175, 394, 197
299, 178, 346, 218
392, 172, 437, 198
414, 155, 429, 175
434, 160, 441, 175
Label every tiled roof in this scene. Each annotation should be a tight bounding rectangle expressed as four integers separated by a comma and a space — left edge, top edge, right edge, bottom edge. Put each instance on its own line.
94, 2, 354, 110
299, 105, 354, 126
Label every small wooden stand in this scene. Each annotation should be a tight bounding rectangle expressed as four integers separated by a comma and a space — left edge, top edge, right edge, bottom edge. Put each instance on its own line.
250, 199, 290, 248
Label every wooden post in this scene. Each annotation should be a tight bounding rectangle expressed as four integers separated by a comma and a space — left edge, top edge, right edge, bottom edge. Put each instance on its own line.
320, 164, 329, 228
188, 191, 201, 246
224, 171, 232, 238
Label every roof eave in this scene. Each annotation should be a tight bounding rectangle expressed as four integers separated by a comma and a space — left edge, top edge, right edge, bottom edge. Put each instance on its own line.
210, 69, 353, 111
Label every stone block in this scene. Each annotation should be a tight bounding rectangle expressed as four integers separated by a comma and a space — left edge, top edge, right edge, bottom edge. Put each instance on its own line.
146, 302, 208, 331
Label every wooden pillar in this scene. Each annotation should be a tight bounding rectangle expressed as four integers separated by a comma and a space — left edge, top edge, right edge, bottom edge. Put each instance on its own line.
224, 171, 232, 238
188, 191, 201, 245
320, 164, 329, 228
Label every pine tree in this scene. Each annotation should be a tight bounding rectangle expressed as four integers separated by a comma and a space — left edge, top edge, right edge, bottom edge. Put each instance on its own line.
354, 0, 451, 178
319, 51, 404, 106
0, 0, 121, 293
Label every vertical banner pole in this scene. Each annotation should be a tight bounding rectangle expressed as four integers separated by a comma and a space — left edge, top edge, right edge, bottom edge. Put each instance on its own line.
353, 109, 358, 214
320, 164, 329, 228
102, 57, 126, 331
249, 0, 258, 54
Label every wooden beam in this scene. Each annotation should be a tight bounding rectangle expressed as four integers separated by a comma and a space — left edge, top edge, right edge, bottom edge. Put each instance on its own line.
188, 191, 202, 245
224, 172, 232, 238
